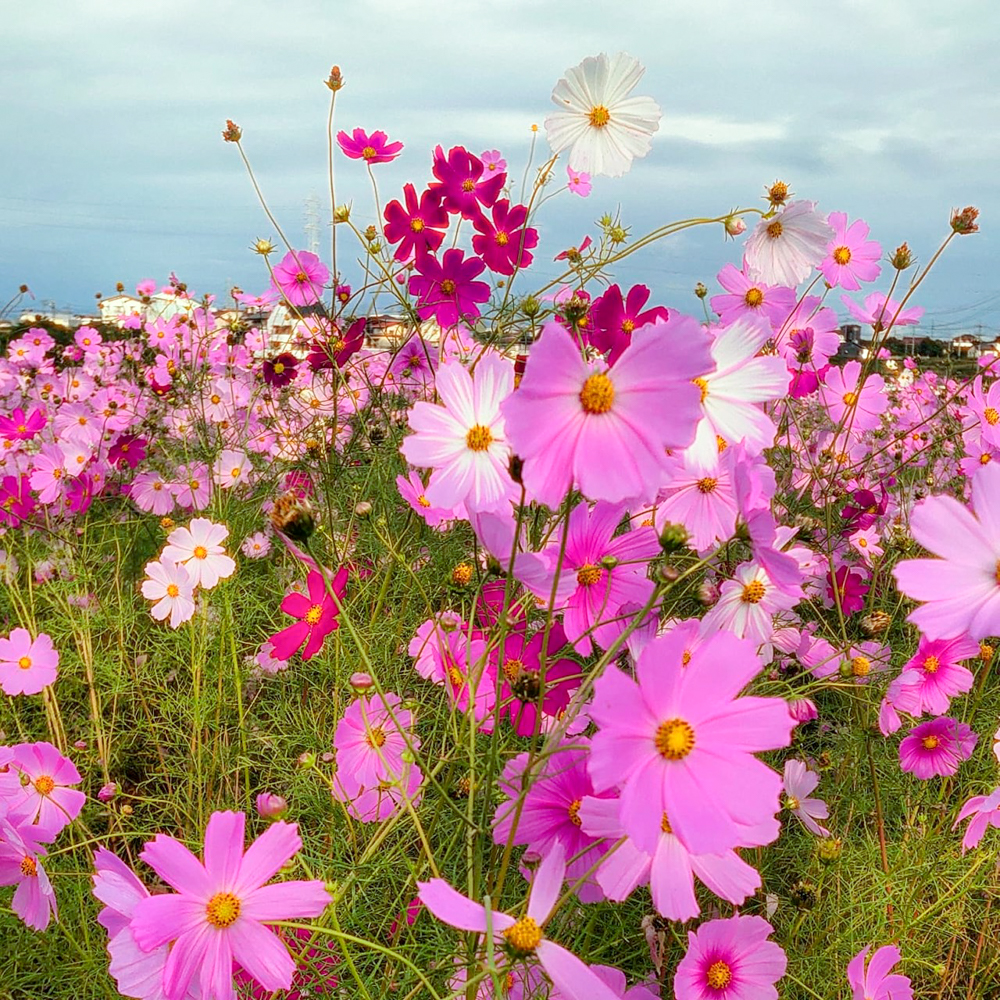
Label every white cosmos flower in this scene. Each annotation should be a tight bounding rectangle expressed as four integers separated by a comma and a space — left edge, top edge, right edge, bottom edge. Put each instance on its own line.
544, 52, 661, 178
744, 200, 834, 288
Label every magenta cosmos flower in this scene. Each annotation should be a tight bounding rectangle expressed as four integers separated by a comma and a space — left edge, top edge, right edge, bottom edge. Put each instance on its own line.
408, 248, 491, 327
336, 127, 403, 163
899, 717, 977, 779
130, 811, 331, 1000
428, 144, 504, 218
589, 627, 794, 855
0, 628, 59, 696
846, 945, 912, 1000
383, 182, 448, 261
588, 283, 670, 364
270, 568, 347, 662
418, 844, 620, 1000
0, 817, 56, 930
471, 200, 539, 275
891, 633, 978, 718
503, 318, 711, 507
893, 463, 1000, 640
270, 250, 329, 306
674, 913, 786, 1000
400, 353, 515, 514
820, 212, 882, 291
0, 406, 46, 441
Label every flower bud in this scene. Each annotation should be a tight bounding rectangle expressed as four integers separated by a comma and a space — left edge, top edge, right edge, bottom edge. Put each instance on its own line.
658, 521, 689, 554
97, 782, 118, 803
694, 282, 708, 299
788, 698, 818, 723
817, 837, 843, 864
350, 671, 374, 691
252, 238, 276, 256
890, 242, 913, 270
256, 792, 289, 820
656, 563, 680, 584
697, 580, 719, 606
521, 295, 541, 318
608, 225, 629, 245
334, 203, 352, 223
354, 501, 372, 518
73, 739, 88, 750
296, 751, 317, 769
221, 119, 242, 143
600, 554, 619, 571
723, 215, 746, 237
324, 65, 344, 92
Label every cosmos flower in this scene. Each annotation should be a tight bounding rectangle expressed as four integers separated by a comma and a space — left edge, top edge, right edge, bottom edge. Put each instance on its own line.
141, 558, 197, 629
269, 568, 347, 662
503, 318, 711, 506
820, 212, 882, 291
419, 844, 620, 1000
161, 518, 237, 591
744, 200, 834, 288
270, 250, 329, 307
544, 52, 661, 178
0, 628, 59, 697
333, 691, 418, 790
336, 127, 403, 163
587, 283, 670, 364
0, 740, 85, 837
710, 264, 798, 331
408, 249, 491, 327
899, 717, 977, 779
130, 811, 331, 1000
567, 166, 592, 196
0, 818, 56, 930
262, 352, 299, 388
819, 360, 888, 432
953, 787, 1000, 852
428, 145, 505, 218
782, 759, 830, 836
383, 183, 448, 261
471, 200, 539, 275
846, 945, 913, 1000
673, 913, 786, 1000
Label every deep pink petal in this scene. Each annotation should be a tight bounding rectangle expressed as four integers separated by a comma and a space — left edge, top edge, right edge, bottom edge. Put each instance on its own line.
228, 918, 296, 992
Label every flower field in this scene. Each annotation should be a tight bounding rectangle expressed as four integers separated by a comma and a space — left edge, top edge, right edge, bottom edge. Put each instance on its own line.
2, 53, 999, 1000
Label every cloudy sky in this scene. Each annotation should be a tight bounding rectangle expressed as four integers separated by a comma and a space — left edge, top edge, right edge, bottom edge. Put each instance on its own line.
2, 0, 998, 336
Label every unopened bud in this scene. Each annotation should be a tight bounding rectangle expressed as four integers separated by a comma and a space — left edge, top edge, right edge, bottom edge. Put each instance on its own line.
98, 782, 117, 802
600, 554, 619, 571
697, 580, 719, 606
253, 238, 276, 256
255, 792, 288, 820
350, 671, 374, 691
694, 282, 708, 299
324, 65, 344, 92
788, 698, 818, 723
354, 501, 372, 518
521, 295, 540, 318
608, 225, 628, 244
658, 521, 689, 554
297, 752, 317, 768
817, 837, 843, 864
723, 215, 746, 237
657, 563, 680, 584
890, 242, 913, 270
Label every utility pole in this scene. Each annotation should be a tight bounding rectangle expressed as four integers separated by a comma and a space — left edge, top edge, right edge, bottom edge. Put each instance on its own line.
304, 194, 322, 255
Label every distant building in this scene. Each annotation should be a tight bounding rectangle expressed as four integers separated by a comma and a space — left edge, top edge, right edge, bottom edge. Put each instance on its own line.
834, 324, 862, 360
950, 335, 982, 359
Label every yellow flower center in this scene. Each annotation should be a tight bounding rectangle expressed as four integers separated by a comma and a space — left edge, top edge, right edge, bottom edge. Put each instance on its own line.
417, 494, 431, 508
588, 105, 611, 128
696, 477, 717, 494
568, 799, 582, 827
923, 655, 940, 674
655, 718, 696, 760
503, 916, 542, 954
766, 220, 783, 239
985, 407, 1000, 426
362, 146, 377, 159
410, 218, 425, 233
205, 891, 242, 928
502, 658, 524, 683
166, 583, 180, 598
785, 795, 800, 811
741, 580, 766, 604
273, 362, 285, 375
851, 656, 871, 677
34, 775, 55, 795
922, 735, 940, 750
682, 649, 692, 666
17, 656, 32, 670
706, 960, 733, 989
193, 545, 208, 560
447, 665, 464, 688
621, 318, 636, 334
842, 391, 859, 407
694, 377, 709, 403
461, 179, 476, 192
576, 563, 603, 587
833, 245, 852, 266
452, 563, 474, 585
365, 726, 387, 748
305, 604, 324, 625
466, 424, 493, 451
495, 231, 510, 247
660, 812, 673, 834
981, 453, 991, 466
294, 272, 308, 284
579, 372, 615, 414
440, 279, 456, 295
995, 560, 1000, 586
744, 287, 764, 308
20, 856, 37, 878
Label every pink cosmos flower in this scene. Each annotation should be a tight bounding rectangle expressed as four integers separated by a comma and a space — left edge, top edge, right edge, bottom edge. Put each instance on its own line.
408, 616, 494, 721
710, 264, 798, 331
92, 848, 173, 1000
234, 926, 339, 999
0, 740, 84, 841
744, 200, 834, 288
567, 166, 592, 197
782, 759, 830, 836
419, 844, 620, 1000
480, 149, 507, 174
408, 248, 491, 327
241, 532, 272, 559
471, 200, 539, 275
213, 449, 252, 490
655, 453, 738, 553
333, 692, 418, 791
515, 500, 660, 655
819, 360, 888, 432
271, 250, 330, 307
578, 794, 763, 922
954, 787, 1000, 852
503, 318, 711, 506
846, 945, 913, 1000
893, 464, 1000, 640
332, 760, 424, 823
589, 627, 793, 855
383, 182, 448, 261
396, 470, 463, 527
270, 568, 347, 662
162, 518, 236, 590
0, 406, 46, 441
130, 811, 331, 1000
820, 212, 882, 291
587, 283, 670, 364
141, 559, 197, 629
890, 633, 978, 718
428, 145, 505, 218
336, 127, 403, 163
673, 913, 786, 1000
0, 817, 56, 930
684, 321, 790, 472
172, 463, 212, 511
131, 471, 175, 515
842, 291, 923, 331
0, 628, 59, 696
899, 717, 977, 779
702, 562, 799, 647
400, 353, 515, 514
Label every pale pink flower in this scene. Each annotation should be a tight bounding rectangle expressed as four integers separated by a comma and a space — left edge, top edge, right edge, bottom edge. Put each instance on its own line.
141, 558, 196, 629
161, 518, 237, 590
782, 759, 830, 836
0, 628, 59, 696
744, 200, 834, 288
